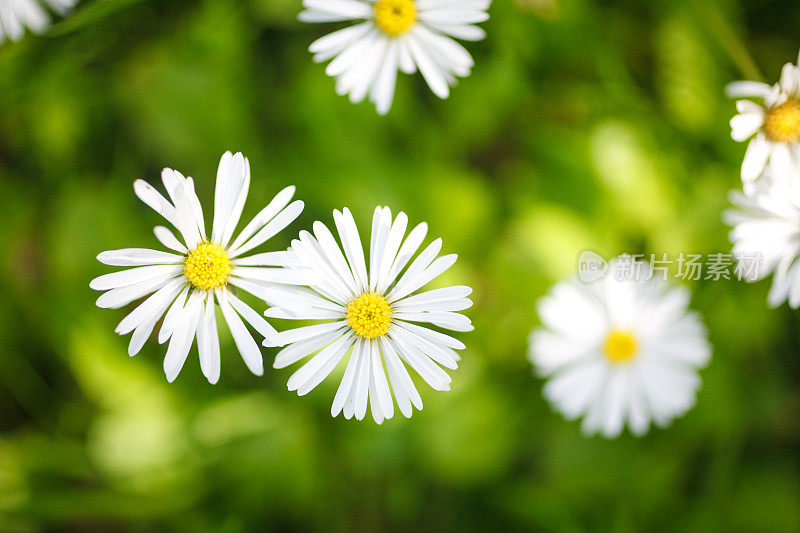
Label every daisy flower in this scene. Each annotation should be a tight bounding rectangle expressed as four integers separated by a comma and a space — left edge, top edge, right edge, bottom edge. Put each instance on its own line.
727, 51, 800, 187
528, 259, 711, 438
725, 171, 800, 308
264, 206, 473, 423
0, 0, 77, 44
299, 0, 490, 114
90, 152, 305, 384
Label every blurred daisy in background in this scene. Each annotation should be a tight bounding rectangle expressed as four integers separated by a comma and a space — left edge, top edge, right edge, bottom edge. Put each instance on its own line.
726, 171, 800, 308
0, 0, 77, 44
299, 0, 490, 114
264, 206, 473, 423
727, 50, 800, 189
91, 152, 304, 384
528, 259, 711, 438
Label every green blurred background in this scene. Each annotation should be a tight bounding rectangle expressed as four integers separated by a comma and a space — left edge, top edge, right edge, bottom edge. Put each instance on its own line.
0, 0, 798, 530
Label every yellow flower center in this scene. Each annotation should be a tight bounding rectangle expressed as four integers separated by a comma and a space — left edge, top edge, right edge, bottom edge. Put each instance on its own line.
346, 293, 392, 339
763, 99, 800, 143
603, 329, 638, 365
184, 242, 231, 291
374, 0, 417, 37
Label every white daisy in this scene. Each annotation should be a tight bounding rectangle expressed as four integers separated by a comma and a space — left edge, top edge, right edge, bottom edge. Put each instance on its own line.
264, 206, 473, 423
0, 0, 77, 44
90, 152, 305, 384
299, 0, 490, 114
725, 171, 800, 308
528, 260, 711, 438
727, 51, 800, 187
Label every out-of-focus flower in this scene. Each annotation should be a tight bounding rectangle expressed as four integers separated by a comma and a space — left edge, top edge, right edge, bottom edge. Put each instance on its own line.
91, 152, 304, 383
727, 50, 800, 189
726, 170, 800, 308
528, 259, 711, 438
0, 0, 77, 44
265, 206, 473, 423
299, 0, 490, 114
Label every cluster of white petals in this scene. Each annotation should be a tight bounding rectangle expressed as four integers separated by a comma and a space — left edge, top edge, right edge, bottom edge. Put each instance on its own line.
529, 260, 711, 438
300, 0, 490, 114
0, 0, 77, 44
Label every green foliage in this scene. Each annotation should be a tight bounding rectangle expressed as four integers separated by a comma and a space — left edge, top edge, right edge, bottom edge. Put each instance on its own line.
0, 0, 798, 530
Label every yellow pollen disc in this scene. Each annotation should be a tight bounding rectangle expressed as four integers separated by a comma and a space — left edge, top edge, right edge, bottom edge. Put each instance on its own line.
763, 99, 800, 143
184, 242, 231, 291
374, 0, 417, 37
603, 329, 638, 365
346, 293, 393, 339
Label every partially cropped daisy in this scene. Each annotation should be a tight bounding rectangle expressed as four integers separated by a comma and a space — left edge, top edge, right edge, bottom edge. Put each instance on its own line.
727, 51, 800, 187
91, 152, 304, 384
529, 259, 711, 438
0, 0, 77, 44
299, 0, 490, 114
264, 206, 473, 423
725, 171, 800, 308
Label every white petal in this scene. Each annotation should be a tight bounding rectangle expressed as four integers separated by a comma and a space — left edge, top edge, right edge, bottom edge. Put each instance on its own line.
197, 294, 221, 384
228, 200, 304, 258
369, 339, 394, 420
404, 33, 450, 98
268, 321, 349, 347
386, 237, 442, 301
730, 112, 764, 142
133, 179, 179, 228
115, 278, 184, 335
388, 253, 457, 303
379, 336, 422, 416
90, 264, 183, 291
97, 248, 184, 267
332, 337, 364, 417
163, 296, 203, 382
392, 285, 472, 306
388, 331, 451, 391
393, 319, 466, 349
369, 207, 392, 291
288, 333, 354, 395
95, 272, 178, 309
370, 39, 400, 115
353, 337, 372, 420
125, 280, 185, 356
422, 22, 486, 41
725, 81, 773, 98
333, 208, 369, 291
218, 290, 264, 376
225, 290, 278, 342
741, 134, 772, 183
392, 310, 472, 331
392, 323, 459, 370
153, 226, 188, 253
300, 0, 371, 21
228, 186, 296, 253
274, 329, 346, 369
312, 220, 360, 295
386, 222, 428, 286
158, 286, 190, 344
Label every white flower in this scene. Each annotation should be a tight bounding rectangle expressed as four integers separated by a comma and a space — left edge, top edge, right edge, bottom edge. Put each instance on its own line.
727, 51, 800, 188
725, 171, 800, 308
0, 0, 77, 44
299, 0, 490, 114
91, 152, 305, 384
264, 206, 473, 423
528, 260, 711, 438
